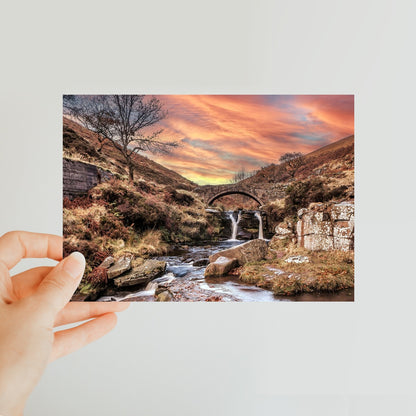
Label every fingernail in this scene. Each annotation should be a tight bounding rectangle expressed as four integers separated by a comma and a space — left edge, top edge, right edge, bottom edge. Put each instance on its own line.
63, 252, 85, 279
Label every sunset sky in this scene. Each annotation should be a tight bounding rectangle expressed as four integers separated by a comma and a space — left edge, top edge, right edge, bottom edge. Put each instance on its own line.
146, 95, 354, 185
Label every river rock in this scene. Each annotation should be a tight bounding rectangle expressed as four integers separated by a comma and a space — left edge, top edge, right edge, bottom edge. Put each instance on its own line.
204, 256, 239, 277
113, 259, 166, 287
193, 258, 209, 267
153, 272, 176, 285
107, 255, 133, 279
209, 239, 268, 266
145, 281, 159, 292
155, 289, 174, 302
99, 256, 115, 269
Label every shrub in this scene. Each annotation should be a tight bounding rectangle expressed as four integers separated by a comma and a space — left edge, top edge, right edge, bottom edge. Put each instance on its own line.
134, 179, 153, 193
263, 200, 286, 224
164, 187, 195, 206
117, 200, 166, 232
91, 248, 112, 266
63, 239, 111, 269
99, 213, 131, 240
285, 178, 348, 215
327, 185, 348, 199
86, 266, 108, 285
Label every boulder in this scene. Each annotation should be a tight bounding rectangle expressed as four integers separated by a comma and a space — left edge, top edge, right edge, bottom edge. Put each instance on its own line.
209, 239, 268, 266
155, 289, 174, 302
107, 255, 133, 279
113, 259, 166, 288
204, 256, 239, 277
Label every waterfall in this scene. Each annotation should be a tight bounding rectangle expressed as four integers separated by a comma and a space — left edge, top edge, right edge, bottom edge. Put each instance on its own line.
255, 211, 264, 239
227, 210, 242, 240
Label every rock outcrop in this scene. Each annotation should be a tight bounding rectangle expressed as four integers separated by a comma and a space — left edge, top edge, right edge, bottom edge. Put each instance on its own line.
209, 239, 268, 266
107, 255, 133, 279
204, 256, 239, 277
63, 158, 113, 199
274, 221, 296, 242
114, 259, 166, 288
296, 202, 354, 251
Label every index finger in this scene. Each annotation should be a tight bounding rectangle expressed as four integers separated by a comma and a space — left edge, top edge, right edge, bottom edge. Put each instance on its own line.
0, 231, 63, 270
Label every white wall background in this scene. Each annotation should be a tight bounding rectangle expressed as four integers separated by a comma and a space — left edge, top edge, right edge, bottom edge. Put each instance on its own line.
1, 0, 415, 414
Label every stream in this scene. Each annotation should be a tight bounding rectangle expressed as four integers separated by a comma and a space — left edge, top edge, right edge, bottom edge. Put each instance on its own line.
98, 239, 354, 302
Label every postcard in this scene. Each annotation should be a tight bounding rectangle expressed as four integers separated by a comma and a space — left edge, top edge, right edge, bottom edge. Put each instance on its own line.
63, 95, 354, 302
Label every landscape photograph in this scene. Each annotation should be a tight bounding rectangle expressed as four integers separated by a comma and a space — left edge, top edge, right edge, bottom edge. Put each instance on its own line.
63, 94, 354, 302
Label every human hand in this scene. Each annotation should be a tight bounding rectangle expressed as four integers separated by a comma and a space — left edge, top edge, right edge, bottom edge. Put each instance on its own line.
0, 231, 129, 416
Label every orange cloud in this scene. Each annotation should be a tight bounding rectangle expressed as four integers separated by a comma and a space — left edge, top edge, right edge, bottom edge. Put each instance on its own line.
142, 95, 354, 184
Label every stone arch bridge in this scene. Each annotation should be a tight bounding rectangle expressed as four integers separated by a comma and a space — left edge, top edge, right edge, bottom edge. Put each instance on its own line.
194, 183, 286, 207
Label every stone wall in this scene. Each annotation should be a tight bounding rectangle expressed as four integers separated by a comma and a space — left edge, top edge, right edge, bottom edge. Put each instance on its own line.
63, 158, 113, 199
255, 183, 287, 204
296, 202, 354, 251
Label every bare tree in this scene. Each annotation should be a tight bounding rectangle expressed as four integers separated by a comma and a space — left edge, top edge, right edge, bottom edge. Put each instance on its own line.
279, 152, 305, 178
63, 95, 177, 181
230, 166, 257, 183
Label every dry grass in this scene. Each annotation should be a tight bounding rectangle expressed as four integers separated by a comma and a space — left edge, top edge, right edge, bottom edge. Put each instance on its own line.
63, 177, 223, 276
240, 241, 354, 296
113, 230, 169, 258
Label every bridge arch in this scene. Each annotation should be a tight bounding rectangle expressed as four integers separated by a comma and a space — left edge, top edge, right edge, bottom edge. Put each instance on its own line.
207, 190, 264, 206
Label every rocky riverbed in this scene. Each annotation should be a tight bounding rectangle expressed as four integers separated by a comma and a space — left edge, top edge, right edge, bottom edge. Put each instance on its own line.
94, 239, 353, 302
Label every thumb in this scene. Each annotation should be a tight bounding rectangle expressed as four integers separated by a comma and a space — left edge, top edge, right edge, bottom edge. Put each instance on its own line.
34, 252, 85, 317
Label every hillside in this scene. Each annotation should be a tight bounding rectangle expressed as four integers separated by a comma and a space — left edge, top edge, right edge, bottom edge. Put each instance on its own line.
242, 135, 354, 199
305, 135, 354, 159
63, 118, 226, 289
63, 117, 195, 190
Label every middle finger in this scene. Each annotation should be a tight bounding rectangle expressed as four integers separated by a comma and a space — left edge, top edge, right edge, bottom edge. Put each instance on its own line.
54, 301, 130, 327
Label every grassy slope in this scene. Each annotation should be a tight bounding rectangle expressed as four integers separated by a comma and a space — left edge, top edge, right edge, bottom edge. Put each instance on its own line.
239, 236, 354, 296
242, 135, 354, 190
305, 135, 354, 158
63, 117, 195, 189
